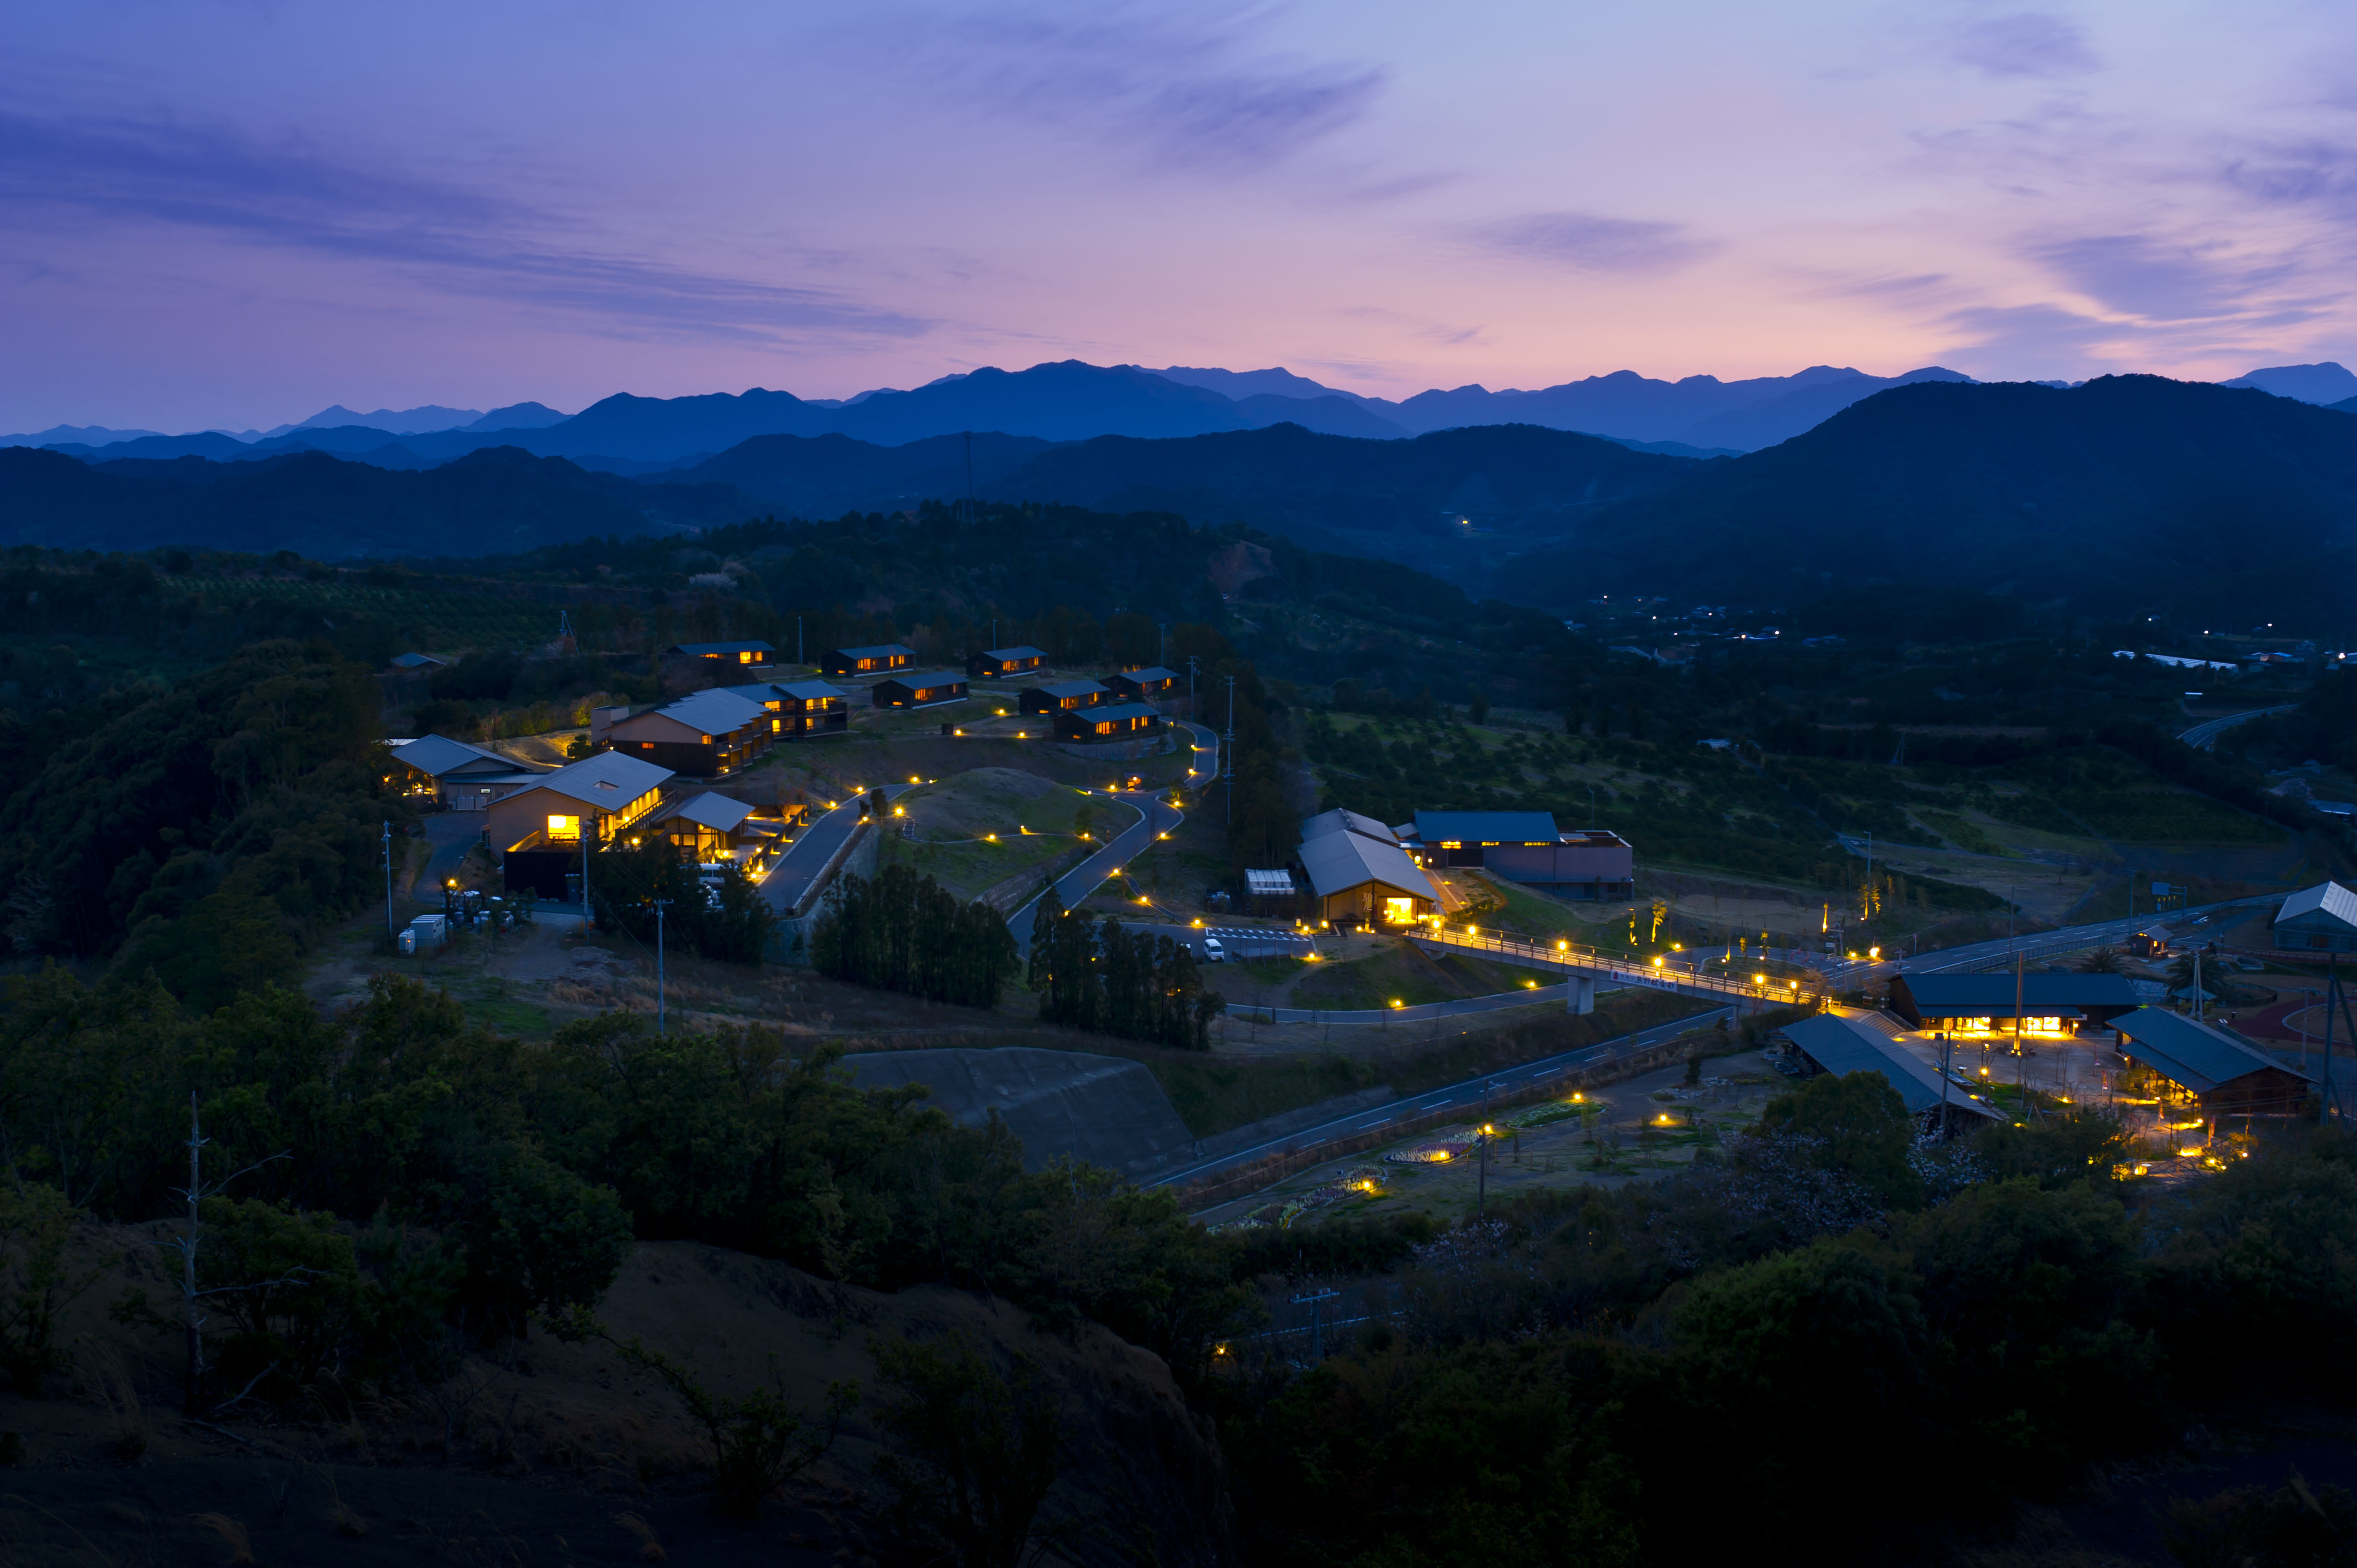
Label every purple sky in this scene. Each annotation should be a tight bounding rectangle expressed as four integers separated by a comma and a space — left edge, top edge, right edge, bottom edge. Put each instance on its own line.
8, 1, 2357, 431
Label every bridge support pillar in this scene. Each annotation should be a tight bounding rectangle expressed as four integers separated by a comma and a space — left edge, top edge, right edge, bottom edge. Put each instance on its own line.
1566, 975, 1594, 1015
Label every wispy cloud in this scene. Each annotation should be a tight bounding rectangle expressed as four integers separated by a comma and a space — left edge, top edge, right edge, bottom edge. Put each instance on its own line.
1945, 12, 2100, 80
835, 2, 1383, 173
0, 111, 933, 344
2030, 233, 2303, 322
1467, 212, 1717, 274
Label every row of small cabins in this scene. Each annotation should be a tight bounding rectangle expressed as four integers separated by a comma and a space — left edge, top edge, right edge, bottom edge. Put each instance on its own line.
672, 638, 1176, 692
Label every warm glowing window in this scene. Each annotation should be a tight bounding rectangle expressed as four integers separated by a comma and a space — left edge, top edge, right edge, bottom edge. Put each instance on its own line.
547, 814, 581, 840
1383, 897, 1416, 923
739, 651, 753, 663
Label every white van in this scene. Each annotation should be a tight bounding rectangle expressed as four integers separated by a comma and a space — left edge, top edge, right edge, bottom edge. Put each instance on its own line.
1201, 937, 1226, 963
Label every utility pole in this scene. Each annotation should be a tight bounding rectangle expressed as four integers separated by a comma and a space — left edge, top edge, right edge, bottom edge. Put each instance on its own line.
2013, 948, 2027, 1106
581, 823, 592, 934
652, 899, 671, 1035
1477, 1123, 1492, 1216
382, 820, 395, 938
1223, 676, 1236, 828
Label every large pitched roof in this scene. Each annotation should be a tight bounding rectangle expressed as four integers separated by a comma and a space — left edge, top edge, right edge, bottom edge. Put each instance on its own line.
389, 734, 532, 778
2278, 880, 2357, 932
652, 792, 756, 833
776, 679, 849, 702
1112, 666, 1179, 683
980, 645, 1047, 661
1409, 810, 1562, 844
879, 669, 968, 688
520, 751, 673, 809
833, 643, 914, 659
1782, 1013, 2002, 1119
1301, 807, 1396, 844
2113, 1007, 2309, 1094
1298, 826, 1438, 902
1896, 973, 2140, 1012
1031, 679, 1108, 700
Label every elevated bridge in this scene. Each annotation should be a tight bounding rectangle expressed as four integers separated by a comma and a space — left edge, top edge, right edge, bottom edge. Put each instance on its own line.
1410, 924, 1820, 1012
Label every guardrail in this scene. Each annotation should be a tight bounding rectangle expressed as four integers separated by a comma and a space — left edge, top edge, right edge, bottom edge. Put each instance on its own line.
1412, 926, 1819, 1005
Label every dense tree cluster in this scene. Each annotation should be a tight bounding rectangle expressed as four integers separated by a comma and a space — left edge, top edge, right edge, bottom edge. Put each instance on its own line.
1218, 1075, 2357, 1564
1026, 886, 1223, 1050
0, 638, 399, 1009
810, 864, 1020, 1009
590, 844, 774, 965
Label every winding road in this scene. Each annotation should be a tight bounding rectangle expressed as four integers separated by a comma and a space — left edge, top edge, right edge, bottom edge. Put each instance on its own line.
1006, 719, 1218, 955
2179, 705, 2294, 751
1147, 1005, 1733, 1190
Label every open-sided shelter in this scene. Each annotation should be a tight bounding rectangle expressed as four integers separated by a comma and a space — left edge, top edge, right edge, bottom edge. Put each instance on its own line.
2112, 1007, 2313, 1114
1779, 1012, 2002, 1134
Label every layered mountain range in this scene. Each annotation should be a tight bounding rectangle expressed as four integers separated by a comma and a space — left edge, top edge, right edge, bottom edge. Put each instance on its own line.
4, 374, 2354, 629
18, 356, 2354, 471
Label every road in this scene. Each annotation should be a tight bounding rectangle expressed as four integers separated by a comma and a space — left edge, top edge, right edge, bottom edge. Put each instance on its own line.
1831, 891, 2283, 987
1147, 1005, 1733, 1189
2179, 704, 2294, 751
1004, 718, 1218, 953
758, 786, 913, 915
1007, 791, 1183, 952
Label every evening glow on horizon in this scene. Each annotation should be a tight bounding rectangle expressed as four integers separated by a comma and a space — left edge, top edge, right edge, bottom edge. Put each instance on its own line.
6, 0, 2355, 430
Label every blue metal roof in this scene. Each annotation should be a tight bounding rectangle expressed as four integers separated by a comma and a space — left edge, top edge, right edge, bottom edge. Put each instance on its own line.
2112, 1007, 2309, 1095
670, 640, 775, 656
1895, 973, 2140, 1013
1781, 1013, 2001, 1119
1409, 811, 1561, 844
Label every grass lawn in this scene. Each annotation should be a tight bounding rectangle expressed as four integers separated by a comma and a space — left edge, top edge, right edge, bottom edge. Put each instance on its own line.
1287, 946, 1462, 1010
872, 767, 1136, 900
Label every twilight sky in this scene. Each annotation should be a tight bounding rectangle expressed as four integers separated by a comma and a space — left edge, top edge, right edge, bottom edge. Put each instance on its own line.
7, 0, 2357, 431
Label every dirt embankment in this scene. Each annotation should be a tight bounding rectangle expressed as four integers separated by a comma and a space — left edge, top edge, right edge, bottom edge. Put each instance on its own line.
5, 1232, 1234, 1566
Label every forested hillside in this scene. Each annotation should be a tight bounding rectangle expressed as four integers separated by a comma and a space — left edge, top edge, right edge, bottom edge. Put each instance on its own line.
1508, 374, 2357, 618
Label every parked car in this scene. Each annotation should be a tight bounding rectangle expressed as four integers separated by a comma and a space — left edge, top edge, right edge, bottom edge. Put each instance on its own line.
1201, 938, 1226, 963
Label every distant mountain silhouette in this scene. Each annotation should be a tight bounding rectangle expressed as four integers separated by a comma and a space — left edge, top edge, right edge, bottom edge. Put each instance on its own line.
282, 403, 486, 435
0, 424, 164, 447
1388, 364, 1977, 447
462, 400, 569, 430
2219, 363, 2357, 405
0, 446, 755, 558
1497, 375, 2357, 620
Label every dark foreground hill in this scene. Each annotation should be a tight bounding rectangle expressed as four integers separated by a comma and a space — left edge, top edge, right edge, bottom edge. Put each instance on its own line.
1501, 375, 2357, 620
0, 445, 758, 558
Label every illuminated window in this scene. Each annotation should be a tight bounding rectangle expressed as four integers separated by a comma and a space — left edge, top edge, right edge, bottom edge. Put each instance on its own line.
1383, 897, 1417, 923
547, 814, 581, 841
739, 651, 753, 663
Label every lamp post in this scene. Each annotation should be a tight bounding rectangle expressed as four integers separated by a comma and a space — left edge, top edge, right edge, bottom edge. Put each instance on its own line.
652, 899, 671, 1036
382, 820, 394, 939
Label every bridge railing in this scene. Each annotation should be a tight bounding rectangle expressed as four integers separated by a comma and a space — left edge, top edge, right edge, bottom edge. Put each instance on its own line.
1414, 926, 1817, 1005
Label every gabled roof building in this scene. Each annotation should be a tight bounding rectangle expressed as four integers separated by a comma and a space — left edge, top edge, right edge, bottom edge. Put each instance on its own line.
1887, 972, 2140, 1033
872, 671, 969, 709
1296, 816, 1439, 927
1393, 811, 1633, 900
1018, 680, 1108, 716
599, 688, 773, 776
2113, 1007, 2312, 1113
1051, 701, 1162, 743
820, 644, 915, 675
668, 640, 776, 666
969, 646, 1048, 678
385, 734, 550, 811
2275, 881, 2357, 953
